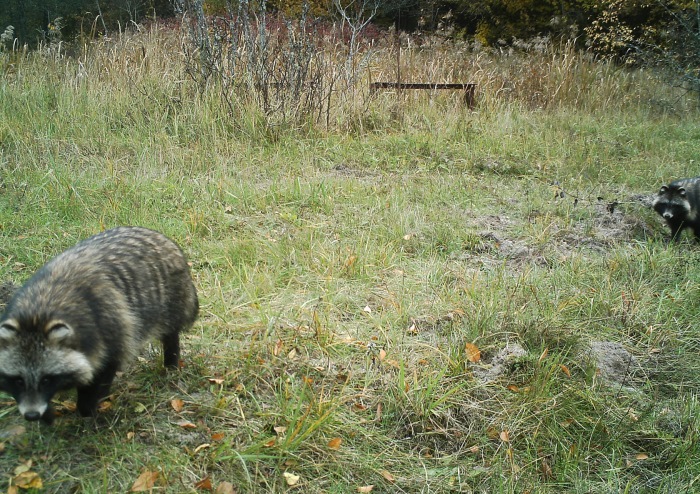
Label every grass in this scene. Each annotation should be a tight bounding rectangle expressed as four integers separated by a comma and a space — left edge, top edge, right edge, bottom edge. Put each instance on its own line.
1, 22, 700, 493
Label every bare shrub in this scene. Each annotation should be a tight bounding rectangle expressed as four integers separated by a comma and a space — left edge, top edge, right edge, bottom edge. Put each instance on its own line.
173, 0, 379, 128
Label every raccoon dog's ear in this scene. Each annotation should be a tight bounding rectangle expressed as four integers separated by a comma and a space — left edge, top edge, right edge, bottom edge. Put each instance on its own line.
659, 185, 668, 193
679, 187, 687, 197
46, 321, 74, 343
0, 321, 18, 341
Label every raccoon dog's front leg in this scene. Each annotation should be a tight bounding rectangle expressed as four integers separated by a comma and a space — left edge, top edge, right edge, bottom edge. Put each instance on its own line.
76, 361, 119, 417
161, 331, 181, 369
41, 406, 56, 425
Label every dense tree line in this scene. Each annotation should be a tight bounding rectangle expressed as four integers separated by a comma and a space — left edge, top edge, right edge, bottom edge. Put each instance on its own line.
2, 0, 699, 66
1, 0, 173, 47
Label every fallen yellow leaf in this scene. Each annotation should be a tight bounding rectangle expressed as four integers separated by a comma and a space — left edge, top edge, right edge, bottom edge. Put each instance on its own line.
327, 437, 342, 450
131, 470, 159, 492
175, 419, 197, 429
13, 460, 31, 476
465, 342, 481, 363
500, 430, 510, 443
215, 482, 236, 494
193, 443, 211, 454
560, 364, 571, 377
283, 472, 300, 486
357, 486, 374, 493
13, 471, 43, 489
379, 469, 395, 483
344, 254, 357, 269
171, 398, 185, 412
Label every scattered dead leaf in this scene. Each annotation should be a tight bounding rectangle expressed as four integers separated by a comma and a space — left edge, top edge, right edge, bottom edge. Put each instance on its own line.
263, 438, 276, 448
131, 470, 160, 492
171, 399, 185, 412
13, 460, 31, 475
327, 437, 342, 450
211, 432, 225, 441
195, 476, 213, 491
465, 342, 481, 363
208, 378, 225, 385
61, 400, 77, 412
13, 471, 43, 490
500, 430, 510, 443
273, 339, 283, 356
635, 453, 649, 460
193, 443, 211, 454
379, 470, 395, 483
507, 384, 520, 393
0, 425, 27, 439
215, 482, 236, 494
357, 485, 374, 492
283, 472, 300, 486
344, 255, 357, 269
378, 349, 386, 361
538, 348, 548, 363
559, 364, 571, 377
175, 420, 197, 429
486, 427, 500, 440
540, 458, 553, 480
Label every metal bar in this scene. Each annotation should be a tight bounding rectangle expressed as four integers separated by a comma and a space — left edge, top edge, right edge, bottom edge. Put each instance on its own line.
370, 82, 476, 108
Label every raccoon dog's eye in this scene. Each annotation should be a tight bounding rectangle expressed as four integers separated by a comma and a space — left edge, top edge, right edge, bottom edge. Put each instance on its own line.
14, 377, 24, 387
40, 377, 51, 386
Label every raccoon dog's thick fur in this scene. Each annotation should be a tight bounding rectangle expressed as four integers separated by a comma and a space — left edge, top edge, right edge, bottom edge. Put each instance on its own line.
0, 227, 199, 423
653, 177, 700, 241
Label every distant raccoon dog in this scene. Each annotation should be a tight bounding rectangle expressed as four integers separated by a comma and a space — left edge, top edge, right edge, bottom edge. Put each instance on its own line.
0, 227, 199, 423
653, 177, 700, 241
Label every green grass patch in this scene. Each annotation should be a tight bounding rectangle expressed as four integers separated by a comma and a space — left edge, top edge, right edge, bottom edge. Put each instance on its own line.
1, 27, 700, 493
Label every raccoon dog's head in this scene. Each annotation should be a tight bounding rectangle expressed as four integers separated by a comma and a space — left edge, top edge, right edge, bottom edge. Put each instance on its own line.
0, 318, 94, 422
653, 185, 692, 221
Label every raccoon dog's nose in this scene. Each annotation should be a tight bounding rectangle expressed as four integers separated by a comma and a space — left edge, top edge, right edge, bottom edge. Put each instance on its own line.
23, 411, 42, 421
663, 212, 673, 219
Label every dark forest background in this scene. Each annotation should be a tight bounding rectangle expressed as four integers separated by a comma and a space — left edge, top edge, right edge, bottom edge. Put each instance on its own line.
2, 0, 699, 86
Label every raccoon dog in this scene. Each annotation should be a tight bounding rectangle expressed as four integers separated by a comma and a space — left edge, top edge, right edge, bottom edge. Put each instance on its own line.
0, 227, 199, 423
653, 177, 700, 241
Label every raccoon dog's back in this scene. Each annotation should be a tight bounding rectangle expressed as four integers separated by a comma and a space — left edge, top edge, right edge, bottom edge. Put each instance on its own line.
0, 226, 199, 422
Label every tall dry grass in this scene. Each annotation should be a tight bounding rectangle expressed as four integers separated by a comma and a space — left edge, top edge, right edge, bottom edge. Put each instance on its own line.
2, 19, 690, 139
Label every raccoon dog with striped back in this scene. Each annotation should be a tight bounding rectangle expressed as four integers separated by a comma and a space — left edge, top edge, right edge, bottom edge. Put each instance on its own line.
653, 177, 700, 241
0, 227, 199, 423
